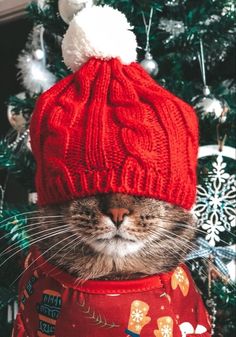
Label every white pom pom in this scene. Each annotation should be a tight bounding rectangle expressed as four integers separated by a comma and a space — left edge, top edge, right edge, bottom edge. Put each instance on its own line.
58, 0, 94, 24
62, 5, 137, 72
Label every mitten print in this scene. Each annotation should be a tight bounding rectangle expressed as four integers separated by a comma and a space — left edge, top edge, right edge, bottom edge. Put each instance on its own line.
171, 267, 189, 296
154, 316, 173, 337
125, 300, 151, 336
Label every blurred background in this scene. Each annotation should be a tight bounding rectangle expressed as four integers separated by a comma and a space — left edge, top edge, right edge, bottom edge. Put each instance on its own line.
0, 1, 235, 336
0, 0, 32, 208
0, 0, 32, 137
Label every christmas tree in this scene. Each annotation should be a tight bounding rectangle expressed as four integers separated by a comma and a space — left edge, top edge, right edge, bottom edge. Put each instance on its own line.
0, 1, 235, 336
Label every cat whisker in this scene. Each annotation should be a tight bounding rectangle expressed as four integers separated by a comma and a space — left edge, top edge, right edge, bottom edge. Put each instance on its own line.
164, 227, 236, 288
27, 226, 71, 247
176, 222, 236, 245
0, 218, 67, 244
19, 214, 64, 222
149, 231, 189, 258
146, 235, 184, 260
0, 219, 66, 245
11, 231, 79, 286
26, 214, 64, 219
0, 222, 68, 258
155, 217, 234, 247
151, 226, 198, 253
0, 229, 69, 266
0, 214, 65, 230
0, 228, 73, 269
149, 228, 210, 280
174, 222, 234, 246
215, 226, 236, 238
27, 224, 69, 240
37, 234, 80, 278
146, 231, 210, 282
140, 230, 184, 264
27, 218, 65, 227
0, 210, 40, 227
148, 228, 196, 261
155, 224, 207, 252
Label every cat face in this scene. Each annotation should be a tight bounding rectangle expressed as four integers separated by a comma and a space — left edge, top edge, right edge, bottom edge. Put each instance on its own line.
31, 193, 196, 280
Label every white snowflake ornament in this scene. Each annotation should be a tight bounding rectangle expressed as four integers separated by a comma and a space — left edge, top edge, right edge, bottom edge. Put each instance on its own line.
194, 150, 236, 246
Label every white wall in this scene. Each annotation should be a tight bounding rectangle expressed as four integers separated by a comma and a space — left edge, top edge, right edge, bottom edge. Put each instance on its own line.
0, 0, 30, 23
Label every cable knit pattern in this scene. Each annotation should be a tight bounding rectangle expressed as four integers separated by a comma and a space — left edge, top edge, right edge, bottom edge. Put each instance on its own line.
30, 58, 198, 209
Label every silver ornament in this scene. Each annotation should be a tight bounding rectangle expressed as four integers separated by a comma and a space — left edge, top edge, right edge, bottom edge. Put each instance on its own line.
192, 93, 229, 123
28, 192, 38, 204
58, 0, 95, 24
33, 49, 45, 61
202, 85, 210, 96
7, 93, 27, 132
140, 52, 159, 77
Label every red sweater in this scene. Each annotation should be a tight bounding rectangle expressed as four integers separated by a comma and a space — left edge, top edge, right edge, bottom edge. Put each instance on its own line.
13, 248, 211, 337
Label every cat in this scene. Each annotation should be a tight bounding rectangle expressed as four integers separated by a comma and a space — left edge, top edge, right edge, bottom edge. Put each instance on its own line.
30, 193, 196, 281
12, 194, 212, 337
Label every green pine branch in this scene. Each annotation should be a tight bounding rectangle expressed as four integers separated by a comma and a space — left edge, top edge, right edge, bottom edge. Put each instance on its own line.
8, 94, 38, 122
0, 140, 36, 190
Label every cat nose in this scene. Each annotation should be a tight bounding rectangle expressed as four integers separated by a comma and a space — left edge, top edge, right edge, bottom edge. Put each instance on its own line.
107, 208, 130, 228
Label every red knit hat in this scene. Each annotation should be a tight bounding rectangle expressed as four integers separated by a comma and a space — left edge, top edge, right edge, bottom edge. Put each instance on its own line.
30, 5, 198, 210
